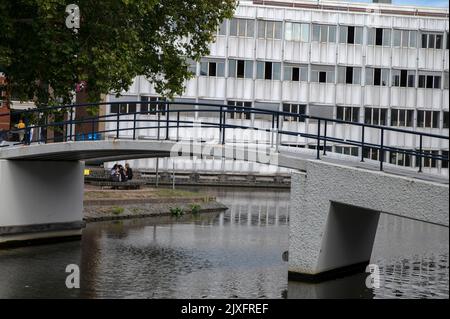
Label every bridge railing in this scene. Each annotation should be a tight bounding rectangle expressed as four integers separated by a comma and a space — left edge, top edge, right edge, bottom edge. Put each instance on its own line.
0, 101, 448, 173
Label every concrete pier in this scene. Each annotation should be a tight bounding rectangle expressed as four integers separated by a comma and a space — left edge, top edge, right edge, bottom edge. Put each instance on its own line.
288, 160, 449, 281
0, 160, 84, 246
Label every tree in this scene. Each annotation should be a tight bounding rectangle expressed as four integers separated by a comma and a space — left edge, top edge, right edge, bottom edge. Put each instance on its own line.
0, 0, 235, 107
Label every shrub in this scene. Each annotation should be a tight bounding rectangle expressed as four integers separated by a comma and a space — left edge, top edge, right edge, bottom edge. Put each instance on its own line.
170, 206, 184, 218
190, 203, 201, 215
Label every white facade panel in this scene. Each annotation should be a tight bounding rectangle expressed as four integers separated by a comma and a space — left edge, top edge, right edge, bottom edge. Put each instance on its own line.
282, 82, 309, 103
392, 48, 417, 69
198, 77, 226, 99
228, 37, 255, 59
226, 78, 254, 100
309, 83, 335, 104
209, 36, 227, 57
257, 39, 283, 60
284, 41, 310, 62
255, 80, 282, 101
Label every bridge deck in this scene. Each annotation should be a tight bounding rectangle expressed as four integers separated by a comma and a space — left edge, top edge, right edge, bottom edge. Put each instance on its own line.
1, 139, 448, 185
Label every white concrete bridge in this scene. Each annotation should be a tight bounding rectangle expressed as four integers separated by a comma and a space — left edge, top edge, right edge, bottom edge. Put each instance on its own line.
0, 102, 448, 280
0, 139, 447, 281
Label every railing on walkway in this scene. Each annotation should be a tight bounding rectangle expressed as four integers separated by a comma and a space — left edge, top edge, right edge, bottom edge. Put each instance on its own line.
0, 101, 448, 173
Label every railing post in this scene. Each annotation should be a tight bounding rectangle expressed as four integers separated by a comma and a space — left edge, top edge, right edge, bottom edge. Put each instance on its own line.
323, 120, 327, 155
316, 119, 321, 160
222, 108, 226, 145
165, 103, 170, 140
176, 111, 180, 142
133, 112, 137, 140
69, 107, 74, 141
116, 111, 120, 139
219, 106, 223, 143
361, 125, 365, 162
418, 134, 423, 173
379, 128, 384, 171
157, 110, 161, 140
271, 113, 275, 148
276, 113, 280, 152
91, 116, 95, 140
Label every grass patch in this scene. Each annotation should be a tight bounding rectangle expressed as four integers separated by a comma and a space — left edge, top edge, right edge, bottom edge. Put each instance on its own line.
170, 206, 184, 218
190, 203, 201, 215
111, 206, 124, 215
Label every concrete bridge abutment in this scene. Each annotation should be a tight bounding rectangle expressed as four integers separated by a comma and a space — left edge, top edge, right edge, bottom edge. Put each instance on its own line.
288, 160, 449, 281
0, 160, 84, 246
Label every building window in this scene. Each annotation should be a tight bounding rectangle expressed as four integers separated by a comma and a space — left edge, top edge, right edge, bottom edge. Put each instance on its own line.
285, 22, 309, 42
200, 59, 225, 77
365, 67, 389, 86
335, 146, 359, 157
337, 66, 361, 85
399, 30, 418, 48
417, 110, 440, 128
230, 18, 254, 37
444, 111, 449, 129
111, 102, 137, 114
140, 96, 167, 115
336, 106, 359, 123
311, 66, 335, 83
227, 101, 252, 120
417, 150, 439, 168
258, 20, 282, 39
421, 33, 443, 49
256, 61, 281, 80
367, 28, 391, 46
363, 147, 386, 161
418, 74, 441, 89
283, 64, 308, 82
312, 24, 336, 43
391, 109, 414, 127
444, 72, 449, 89
283, 103, 306, 122
339, 26, 363, 45
364, 107, 387, 126
229, 59, 253, 79
390, 151, 413, 167
391, 69, 414, 87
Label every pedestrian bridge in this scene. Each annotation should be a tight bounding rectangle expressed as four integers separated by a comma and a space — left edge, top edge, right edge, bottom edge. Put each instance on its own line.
0, 101, 448, 281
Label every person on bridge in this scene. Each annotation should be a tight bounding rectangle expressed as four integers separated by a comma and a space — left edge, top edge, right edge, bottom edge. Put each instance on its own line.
15, 119, 26, 144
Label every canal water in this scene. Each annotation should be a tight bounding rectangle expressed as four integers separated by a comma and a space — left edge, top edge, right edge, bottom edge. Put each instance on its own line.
0, 187, 448, 299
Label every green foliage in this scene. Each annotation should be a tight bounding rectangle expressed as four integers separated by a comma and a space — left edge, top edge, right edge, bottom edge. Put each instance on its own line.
0, 0, 236, 106
189, 203, 201, 215
111, 206, 124, 215
169, 206, 184, 218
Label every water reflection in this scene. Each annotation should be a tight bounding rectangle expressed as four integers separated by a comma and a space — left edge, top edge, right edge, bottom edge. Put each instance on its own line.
0, 187, 447, 299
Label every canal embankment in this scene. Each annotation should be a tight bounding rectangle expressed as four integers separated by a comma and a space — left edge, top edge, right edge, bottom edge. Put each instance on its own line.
83, 188, 227, 222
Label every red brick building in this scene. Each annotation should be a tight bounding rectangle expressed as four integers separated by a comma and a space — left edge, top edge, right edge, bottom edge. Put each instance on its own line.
0, 74, 10, 130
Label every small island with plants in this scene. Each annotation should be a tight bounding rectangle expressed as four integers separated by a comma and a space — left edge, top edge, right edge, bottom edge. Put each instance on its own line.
83, 187, 227, 222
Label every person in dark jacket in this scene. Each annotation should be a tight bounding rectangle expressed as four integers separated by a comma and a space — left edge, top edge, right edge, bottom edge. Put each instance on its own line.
125, 163, 133, 181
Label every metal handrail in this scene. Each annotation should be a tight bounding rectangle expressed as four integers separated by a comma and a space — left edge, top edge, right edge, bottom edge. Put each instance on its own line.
0, 101, 448, 173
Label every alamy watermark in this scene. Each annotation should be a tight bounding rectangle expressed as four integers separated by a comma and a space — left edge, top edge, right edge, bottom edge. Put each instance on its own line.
65, 4, 80, 33
365, 264, 381, 289
65, 264, 80, 289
